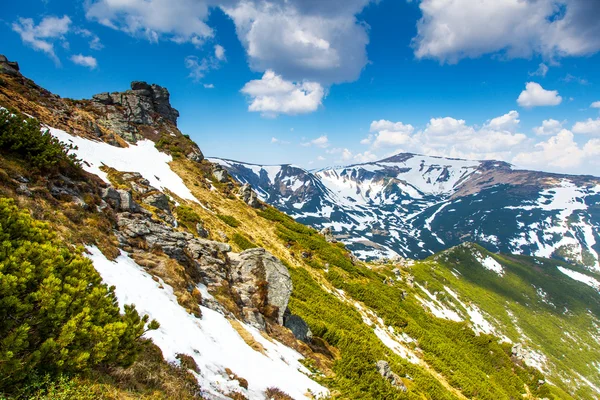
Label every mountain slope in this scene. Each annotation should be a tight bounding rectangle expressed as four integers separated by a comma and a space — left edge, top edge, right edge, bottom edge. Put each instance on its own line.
2, 55, 599, 399
210, 156, 600, 271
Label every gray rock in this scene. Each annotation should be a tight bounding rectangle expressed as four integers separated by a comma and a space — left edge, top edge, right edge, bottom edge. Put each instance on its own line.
320, 227, 337, 243
213, 168, 229, 183
284, 314, 313, 343
376, 360, 407, 391
0, 55, 20, 76
101, 187, 121, 209
237, 183, 261, 208
196, 223, 209, 238
117, 189, 139, 212
143, 192, 170, 211
187, 149, 204, 162
230, 248, 292, 328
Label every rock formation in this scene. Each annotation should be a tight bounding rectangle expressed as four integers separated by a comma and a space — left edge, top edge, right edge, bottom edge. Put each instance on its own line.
376, 360, 407, 391
238, 183, 261, 208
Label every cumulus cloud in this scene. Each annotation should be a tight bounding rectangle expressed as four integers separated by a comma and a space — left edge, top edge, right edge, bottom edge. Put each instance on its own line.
591, 101, 600, 109
412, 0, 600, 63
85, 0, 213, 46
84, 0, 372, 84
517, 82, 562, 107
303, 135, 330, 148
365, 111, 527, 162
74, 28, 104, 50
70, 54, 98, 69
241, 70, 325, 117
572, 118, 600, 135
533, 119, 564, 135
512, 130, 600, 171
12, 15, 71, 63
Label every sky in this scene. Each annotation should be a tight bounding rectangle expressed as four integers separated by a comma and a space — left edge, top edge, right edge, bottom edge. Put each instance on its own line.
2, 0, 600, 175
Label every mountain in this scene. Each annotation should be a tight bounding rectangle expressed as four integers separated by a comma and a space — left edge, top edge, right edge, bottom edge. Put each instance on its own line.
210, 155, 600, 270
2, 55, 600, 399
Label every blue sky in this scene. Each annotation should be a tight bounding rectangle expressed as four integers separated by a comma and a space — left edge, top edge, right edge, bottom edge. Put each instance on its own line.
2, 0, 600, 174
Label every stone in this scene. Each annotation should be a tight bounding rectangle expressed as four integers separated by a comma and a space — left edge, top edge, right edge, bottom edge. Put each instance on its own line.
320, 227, 337, 243
117, 189, 139, 212
101, 187, 121, 209
284, 313, 313, 343
143, 192, 170, 211
230, 248, 292, 328
237, 183, 261, 208
0, 55, 20, 76
376, 360, 407, 392
196, 223, 209, 238
213, 168, 229, 183
187, 149, 204, 162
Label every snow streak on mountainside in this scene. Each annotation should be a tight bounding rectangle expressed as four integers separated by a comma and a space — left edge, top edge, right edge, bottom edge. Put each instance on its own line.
210, 154, 600, 271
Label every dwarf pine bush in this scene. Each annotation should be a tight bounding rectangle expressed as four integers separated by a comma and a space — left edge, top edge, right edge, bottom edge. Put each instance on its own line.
0, 198, 156, 393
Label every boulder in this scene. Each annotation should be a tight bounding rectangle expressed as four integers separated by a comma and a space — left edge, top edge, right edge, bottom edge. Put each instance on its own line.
284, 313, 313, 343
237, 183, 261, 208
320, 227, 337, 243
143, 192, 170, 211
0, 55, 20, 76
117, 189, 139, 212
230, 248, 292, 328
187, 149, 204, 162
213, 167, 229, 183
376, 360, 407, 392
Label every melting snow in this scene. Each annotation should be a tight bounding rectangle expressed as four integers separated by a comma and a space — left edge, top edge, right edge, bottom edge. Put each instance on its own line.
50, 127, 198, 202
474, 253, 504, 276
86, 246, 327, 399
557, 266, 600, 293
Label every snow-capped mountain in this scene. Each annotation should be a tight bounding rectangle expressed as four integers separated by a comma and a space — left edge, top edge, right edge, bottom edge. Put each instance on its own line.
210, 154, 600, 271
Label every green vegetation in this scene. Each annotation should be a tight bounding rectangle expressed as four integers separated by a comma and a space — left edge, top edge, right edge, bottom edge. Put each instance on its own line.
231, 233, 258, 251
175, 205, 203, 233
259, 206, 553, 399
0, 109, 80, 173
0, 198, 157, 396
217, 213, 241, 228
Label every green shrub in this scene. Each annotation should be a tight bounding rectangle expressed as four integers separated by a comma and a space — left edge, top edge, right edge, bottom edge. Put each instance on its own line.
232, 233, 257, 251
217, 214, 240, 228
0, 109, 81, 173
0, 198, 157, 393
175, 205, 203, 233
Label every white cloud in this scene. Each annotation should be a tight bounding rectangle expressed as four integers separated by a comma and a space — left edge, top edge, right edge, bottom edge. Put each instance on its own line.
70, 54, 98, 69
572, 118, 600, 135
241, 70, 325, 117
74, 28, 104, 50
12, 15, 71, 63
214, 44, 226, 61
303, 135, 329, 148
353, 151, 378, 163
533, 119, 564, 135
317, 155, 326, 161
85, 0, 373, 84
412, 0, 600, 63
184, 52, 225, 82
366, 111, 527, 161
512, 130, 600, 171
85, 0, 213, 46
271, 137, 290, 145
591, 101, 600, 109
517, 82, 562, 107
222, 0, 371, 84
530, 63, 549, 77
203, 83, 215, 89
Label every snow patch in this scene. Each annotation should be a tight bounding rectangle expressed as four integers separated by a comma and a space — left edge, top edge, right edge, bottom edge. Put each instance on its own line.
86, 246, 327, 399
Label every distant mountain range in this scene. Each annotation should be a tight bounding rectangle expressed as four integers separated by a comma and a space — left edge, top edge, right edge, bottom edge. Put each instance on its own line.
211, 154, 600, 271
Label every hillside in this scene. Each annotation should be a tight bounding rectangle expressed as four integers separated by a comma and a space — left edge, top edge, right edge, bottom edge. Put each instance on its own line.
1, 55, 599, 400
210, 156, 600, 271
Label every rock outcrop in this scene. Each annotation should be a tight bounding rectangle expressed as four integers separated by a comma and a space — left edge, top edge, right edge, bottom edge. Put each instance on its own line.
320, 227, 337, 243
376, 360, 407, 391
0, 55, 20, 76
90, 81, 181, 142
238, 183, 261, 208
212, 165, 229, 183
229, 248, 293, 329
283, 312, 313, 343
